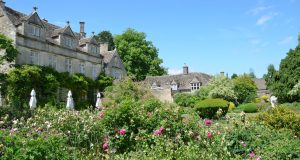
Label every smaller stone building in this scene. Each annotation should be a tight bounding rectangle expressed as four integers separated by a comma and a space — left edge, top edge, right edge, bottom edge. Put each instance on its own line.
253, 78, 269, 97
100, 43, 126, 79
144, 65, 212, 102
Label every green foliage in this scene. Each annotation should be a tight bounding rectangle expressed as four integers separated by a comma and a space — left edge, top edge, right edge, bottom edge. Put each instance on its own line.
194, 98, 229, 119
0, 34, 18, 64
6, 65, 60, 107
239, 103, 258, 113
206, 75, 236, 102
255, 106, 300, 136
226, 123, 300, 159
95, 30, 115, 50
194, 86, 210, 100
0, 132, 72, 160
5, 65, 113, 109
95, 72, 114, 91
264, 42, 300, 102
173, 93, 199, 107
261, 95, 269, 102
103, 78, 154, 107
231, 73, 238, 79
233, 75, 257, 103
229, 102, 236, 111
114, 28, 167, 80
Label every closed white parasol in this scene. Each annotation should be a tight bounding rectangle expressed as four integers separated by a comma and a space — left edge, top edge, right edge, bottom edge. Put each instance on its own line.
66, 90, 74, 110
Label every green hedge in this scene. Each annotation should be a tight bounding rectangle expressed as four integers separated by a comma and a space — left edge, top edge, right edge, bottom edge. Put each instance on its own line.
239, 103, 258, 113
194, 98, 229, 119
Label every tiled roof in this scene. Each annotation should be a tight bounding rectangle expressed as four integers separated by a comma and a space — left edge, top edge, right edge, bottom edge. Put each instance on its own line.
145, 72, 212, 90
252, 78, 267, 90
101, 49, 116, 63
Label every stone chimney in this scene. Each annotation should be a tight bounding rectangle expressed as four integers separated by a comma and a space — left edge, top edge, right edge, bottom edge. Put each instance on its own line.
100, 43, 108, 53
0, 0, 5, 9
183, 64, 189, 75
220, 71, 225, 76
79, 22, 86, 38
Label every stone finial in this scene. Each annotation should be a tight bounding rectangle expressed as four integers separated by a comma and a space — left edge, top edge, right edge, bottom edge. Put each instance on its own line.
66, 21, 70, 26
33, 6, 38, 12
92, 31, 95, 36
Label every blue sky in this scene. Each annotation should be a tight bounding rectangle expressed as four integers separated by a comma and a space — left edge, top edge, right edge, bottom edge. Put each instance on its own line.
5, 0, 300, 78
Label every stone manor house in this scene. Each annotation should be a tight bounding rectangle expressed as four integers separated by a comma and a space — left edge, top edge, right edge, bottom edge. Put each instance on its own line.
0, 1, 126, 80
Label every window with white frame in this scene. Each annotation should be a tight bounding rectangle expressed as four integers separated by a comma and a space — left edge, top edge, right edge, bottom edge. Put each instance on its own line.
65, 58, 72, 73
30, 51, 39, 64
191, 83, 200, 91
65, 36, 72, 47
90, 45, 97, 54
92, 64, 97, 79
30, 25, 40, 37
48, 55, 57, 69
79, 62, 85, 74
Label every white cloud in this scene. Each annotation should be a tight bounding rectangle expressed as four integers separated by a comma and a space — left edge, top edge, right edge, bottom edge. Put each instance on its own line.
278, 36, 293, 44
256, 12, 278, 26
168, 68, 182, 75
248, 6, 272, 16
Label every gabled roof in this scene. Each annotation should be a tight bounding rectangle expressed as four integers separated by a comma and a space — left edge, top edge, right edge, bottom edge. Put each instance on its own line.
145, 72, 212, 90
51, 25, 76, 38
190, 77, 200, 83
101, 49, 117, 63
79, 36, 99, 46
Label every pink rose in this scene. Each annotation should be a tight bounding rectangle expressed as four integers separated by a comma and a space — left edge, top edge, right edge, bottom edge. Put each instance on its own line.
102, 143, 109, 150
154, 130, 162, 135
207, 132, 213, 139
205, 119, 212, 126
159, 127, 165, 133
98, 112, 105, 119
119, 129, 126, 135
249, 152, 255, 158
256, 157, 261, 160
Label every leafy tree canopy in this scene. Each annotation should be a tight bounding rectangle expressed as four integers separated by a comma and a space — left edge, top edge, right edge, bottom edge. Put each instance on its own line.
95, 31, 115, 51
114, 28, 167, 81
233, 74, 257, 103
0, 34, 18, 64
264, 35, 300, 102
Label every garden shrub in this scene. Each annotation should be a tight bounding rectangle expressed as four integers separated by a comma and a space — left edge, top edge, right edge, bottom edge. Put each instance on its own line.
261, 95, 269, 102
255, 105, 300, 136
239, 103, 258, 113
5, 65, 114, 110
228, 102, 235, 111
174, 93, 199, 107
194, 98, 229, 119
0, 131, 72, 160
226, 122, 300, 159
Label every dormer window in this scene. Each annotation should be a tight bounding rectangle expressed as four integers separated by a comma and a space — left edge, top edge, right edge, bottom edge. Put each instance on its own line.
30, 25, 40, 37
90, 45, 98, 54
191, 83, 200, 91
65, 36, 72, 47
171, 80, 178, 91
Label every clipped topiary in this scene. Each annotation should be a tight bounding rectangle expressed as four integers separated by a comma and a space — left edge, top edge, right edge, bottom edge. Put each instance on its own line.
194, 98, 229, 119
240, 103, 258, 113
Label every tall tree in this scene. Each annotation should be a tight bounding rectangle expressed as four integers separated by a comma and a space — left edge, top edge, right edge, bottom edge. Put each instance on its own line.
95, 31, 115, 51
233, 75, 257, 103
0, 34, 18, 64
114, 28, 167, 81
265, 37, 300, 102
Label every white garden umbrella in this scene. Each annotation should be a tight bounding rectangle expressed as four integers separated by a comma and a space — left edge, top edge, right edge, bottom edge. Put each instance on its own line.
66, 90, 74, 110
95, 92, 102, 110
29, 89, 37, 110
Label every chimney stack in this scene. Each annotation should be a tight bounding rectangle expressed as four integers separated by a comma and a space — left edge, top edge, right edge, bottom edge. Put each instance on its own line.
220, 71, 225, 76
100, 43, 108, 53
0, 0, 5, 8
183, 64, 189, 75
79, 22, 86, 38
